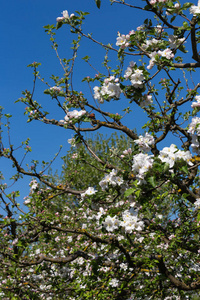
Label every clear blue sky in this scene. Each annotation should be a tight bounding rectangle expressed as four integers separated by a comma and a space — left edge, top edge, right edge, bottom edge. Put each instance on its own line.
0, 0, 193, 206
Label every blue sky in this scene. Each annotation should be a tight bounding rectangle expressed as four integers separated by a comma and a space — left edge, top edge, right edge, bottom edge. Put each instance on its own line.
0, 0, 195, 207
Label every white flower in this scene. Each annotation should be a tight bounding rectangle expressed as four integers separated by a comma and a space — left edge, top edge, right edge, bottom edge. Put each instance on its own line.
29, 179, 38, 193
191, 134, 200, 154
158, 144, 177, 168
81, 187, 97, 198
188, 117, 200, 135
93, 76, 121, 103
143, 38, 160, 50
158, 48, 174, 59
116, 33, 130, 48
140, 94, 153, 107
104, 215, 119, 232
168, 35, 185, 50
191, 95, 200, 108
64, 110, 86, 121
132, 153, 153, 184
12, 238, 18, 245
147, 51, 159, 69
120, 210, 144, 233
68, 137, 76, 147
122, 148, 132, 155
55, 236, 60, 242
134, 132, 154, 153
50, 86, 62, 92
57, 10, 74, 22
99, 169, 123, 190
24, 198, 31, 205
166, 3, 180, 15
109, 278, 119, 287
124, 61, 136, 79
62, 10, 70, 19
56, 17, 65, 22
35, 249, 40, 255
120, 263, 128, 271
190, 1, 200, 15
130, 69, 144, 88
194, 198, 200, 209
176, 150, 193, 166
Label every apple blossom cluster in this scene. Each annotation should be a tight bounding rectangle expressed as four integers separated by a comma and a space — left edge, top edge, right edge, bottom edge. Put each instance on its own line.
124, 62, 144, 89
140, 94, 153, 107
116, 30, 135, 49
103, 209, 144, 233
81, 187, 97, 199
67, 137, 76, 147
150, 0, 168, 5
147, 48, 174, 70
168, 35, 186, 50
187, 117, 200, 153
134, 132, 155, 153
50, 86, 62, 93
120, 147, 132, 158
109, 278, 119, 287
190, 0, 200, 15
103, 215, 120, 232
99, 169, 124, 190
166, 3, 180, 15
64, 109, 86, 123
142, 38, 161, 50
56, 10, 75, 22
132, 153, 154, 184
158, 144, 193, 168
29, 179, 38, 194
93, 76, 121, 103
194, 198, 200, 209
121, 210, 144, 233
191, 95, 200, 108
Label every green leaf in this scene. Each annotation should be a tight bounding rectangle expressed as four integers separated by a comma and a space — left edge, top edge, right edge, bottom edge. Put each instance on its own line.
124, 188, 135, 197
148, 176, 157, 188
163, 162, 169, 173
56, 21, 63, 30
44, 89, 51, 95
197, 212, 200, 225
180, 165, 188, 174
95, 0, 101, 9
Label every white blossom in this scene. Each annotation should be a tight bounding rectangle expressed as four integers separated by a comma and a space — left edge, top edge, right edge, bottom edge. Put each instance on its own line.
50, 86, 62, 92
166, 3, 180, 15
168, 35, 185, 50
99, 169, 124, 190
29, 179, 38, 193
124, 61, 136, 80
130, 69, 144, 88
159, 144, 193, 168
158, 144, 178, 168
134, 132, 154, 153
81, 187, 97, 198
188, 117, 200, 135
158, 48, 174, 59
104, 215, 120, 232
116, 32, 130, 49
194, 198, 200, 209
190, 1, 200, 15
109, 278, 119, 287
191, 134, 200, 154
140, 94, 153, 107
132, 153, 153, 184
191, 95, 200, 108
120, 210, 144, 233
64, 110, 86, 122
93, 76, 121, 103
